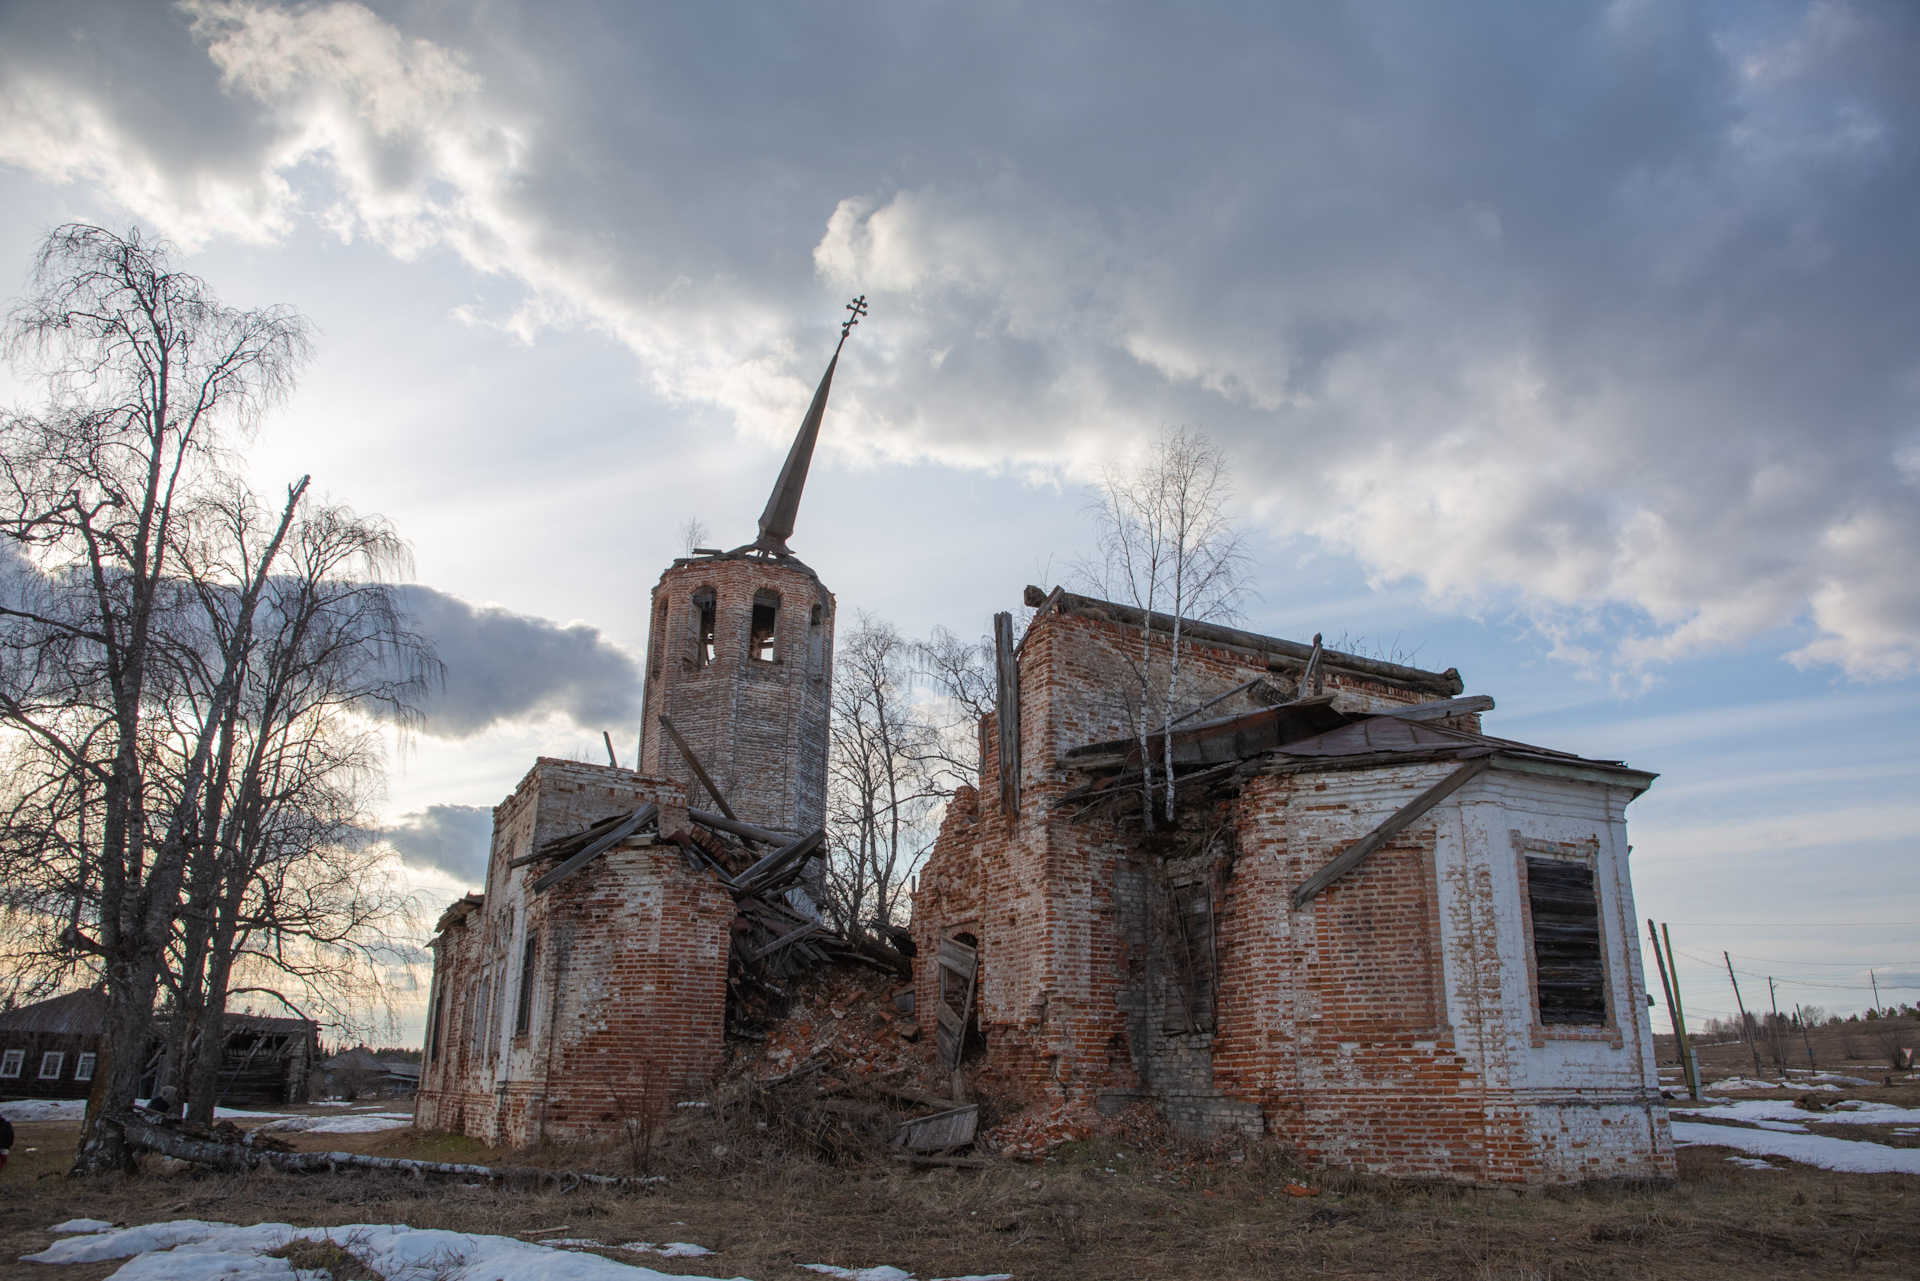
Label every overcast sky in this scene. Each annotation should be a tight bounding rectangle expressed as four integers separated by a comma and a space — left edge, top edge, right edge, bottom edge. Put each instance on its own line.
2, 0, 1915, 1036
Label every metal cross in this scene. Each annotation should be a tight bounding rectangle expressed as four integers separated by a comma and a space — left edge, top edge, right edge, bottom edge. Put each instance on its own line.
841, 294, 868, 338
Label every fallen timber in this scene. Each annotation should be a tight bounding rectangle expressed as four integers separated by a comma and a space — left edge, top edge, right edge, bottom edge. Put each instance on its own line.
108, 1112, 652, 1189
507, 804, 912, 1042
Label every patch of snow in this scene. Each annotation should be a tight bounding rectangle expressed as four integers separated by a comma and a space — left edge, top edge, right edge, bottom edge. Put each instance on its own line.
25, 1220, 750, 1280
1, 1098, 87, 1122
803, 1266, 914, 1281
1671, 1099, 1920, 1128
1672, 1122, 1920, 1175
1724, 1156, 1777, 1170
545, 1239, 607, 1248
931, 1275, 1015, 1280
1813, 1074, 1878, 1086
1706, 1077, 1791, 1092
50, 1218, 117, 1235
620, 1242, 716, 1258
255, 1115, 411, 1134
25, 1221, 237, 1263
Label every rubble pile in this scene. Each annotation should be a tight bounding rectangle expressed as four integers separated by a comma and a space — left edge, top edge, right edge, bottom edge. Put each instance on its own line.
983, 1105, 1104, 1161
727, 965, 938, 1091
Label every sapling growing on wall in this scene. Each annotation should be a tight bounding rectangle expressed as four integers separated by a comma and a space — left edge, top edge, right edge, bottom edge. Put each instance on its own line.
1078, 427, 1250, 826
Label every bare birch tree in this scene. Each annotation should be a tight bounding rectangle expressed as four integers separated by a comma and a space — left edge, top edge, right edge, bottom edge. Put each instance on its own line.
1080, 427, 1249, 826
0, 226, 314, 1170
159, 496, 432, 1121
824, 615, 943, 938
0, 225, 432, 1163
910, 625, 996, 791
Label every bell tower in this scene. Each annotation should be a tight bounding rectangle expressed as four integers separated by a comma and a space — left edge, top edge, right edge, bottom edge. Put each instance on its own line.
636, 298, 864, 834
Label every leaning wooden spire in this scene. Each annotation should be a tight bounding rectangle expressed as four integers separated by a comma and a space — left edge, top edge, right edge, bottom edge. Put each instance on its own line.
751, 296, 865, 554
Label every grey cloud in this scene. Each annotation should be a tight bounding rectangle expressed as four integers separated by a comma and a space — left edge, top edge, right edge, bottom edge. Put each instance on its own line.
4, 2, 1918, 675
400, 586, 641, 739
382, 803, 492, 885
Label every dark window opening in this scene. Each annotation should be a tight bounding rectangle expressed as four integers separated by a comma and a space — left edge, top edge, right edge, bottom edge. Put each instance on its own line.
693, 591, 716, 665
750, 592, 779, 661
425, 984, 443, 1064
1526, 857, 1607, 1026
514, 933, 539, 1036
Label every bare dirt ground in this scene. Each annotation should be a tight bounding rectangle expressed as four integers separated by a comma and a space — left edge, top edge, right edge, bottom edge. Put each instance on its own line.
3, 1107, 1917, 1281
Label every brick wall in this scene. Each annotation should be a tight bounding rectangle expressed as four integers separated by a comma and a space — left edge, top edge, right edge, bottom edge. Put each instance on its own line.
912, 607, 1672, 1185
638, 555, 834, 834
415, 759, 733, 1147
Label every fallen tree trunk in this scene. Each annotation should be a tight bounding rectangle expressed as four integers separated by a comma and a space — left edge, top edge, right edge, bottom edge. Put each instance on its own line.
112, 1114, 655, 1189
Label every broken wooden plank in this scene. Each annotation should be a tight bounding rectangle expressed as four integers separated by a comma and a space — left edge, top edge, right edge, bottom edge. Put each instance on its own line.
658, 714, 738, 820
508, 809, 635, 868
1375, 694, 1495, 722
937, 937, 978, 980
1291, 755, 1492, 908
747, 921, 821, 962
689, 808, 797, 846
733, 828, 826, 895
892, 1154, 987, 1169
894, 1103, 979, 1152
532, 803, 658, 893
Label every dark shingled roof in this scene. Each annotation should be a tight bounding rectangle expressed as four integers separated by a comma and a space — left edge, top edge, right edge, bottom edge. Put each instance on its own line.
0, 989, 106, 1035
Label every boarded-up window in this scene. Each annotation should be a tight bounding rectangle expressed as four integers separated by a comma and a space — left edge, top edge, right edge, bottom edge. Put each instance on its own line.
1526, 857, 1607, 1026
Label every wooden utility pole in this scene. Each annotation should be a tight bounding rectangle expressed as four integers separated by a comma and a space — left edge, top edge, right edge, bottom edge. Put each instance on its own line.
1725, 951, 1766, 1080
1661, 924, 1701, 1099
1872, 969, 1882, 1013
1648, 920, 1700, 1099
1795, 1003, 1818, 1072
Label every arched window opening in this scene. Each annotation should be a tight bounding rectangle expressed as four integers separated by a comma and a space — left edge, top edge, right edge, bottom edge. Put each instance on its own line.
692, 589, 717, 666
750, 590, 780, 662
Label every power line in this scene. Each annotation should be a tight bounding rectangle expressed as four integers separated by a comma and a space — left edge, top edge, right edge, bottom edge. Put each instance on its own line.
1662, 922, 1920, 927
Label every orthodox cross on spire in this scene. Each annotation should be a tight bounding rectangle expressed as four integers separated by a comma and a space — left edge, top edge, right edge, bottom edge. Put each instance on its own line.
749, 296, 866, 556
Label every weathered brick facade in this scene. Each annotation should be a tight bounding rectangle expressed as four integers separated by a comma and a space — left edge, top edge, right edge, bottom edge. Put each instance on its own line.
414, 759, 736, 1146
417, 327, 851, 1149
912, 598, 1673, 1184
637, 553, 834, 833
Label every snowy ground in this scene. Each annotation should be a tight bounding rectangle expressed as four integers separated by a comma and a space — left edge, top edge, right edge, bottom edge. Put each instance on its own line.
1, 1099, 87, 1123
1668, 1096, 1920, 1175
1671, 1122, 1920, 1175
0, 1100, 413, 1127
19, 1220, 1015, 1281
255, 1112, 414, 1135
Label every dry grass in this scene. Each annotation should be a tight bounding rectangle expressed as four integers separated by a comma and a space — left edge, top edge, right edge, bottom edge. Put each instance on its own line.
2, 1111, 1918, 1280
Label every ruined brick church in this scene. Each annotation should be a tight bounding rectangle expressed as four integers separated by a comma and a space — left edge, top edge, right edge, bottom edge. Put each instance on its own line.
415, 305, 1674, 1184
